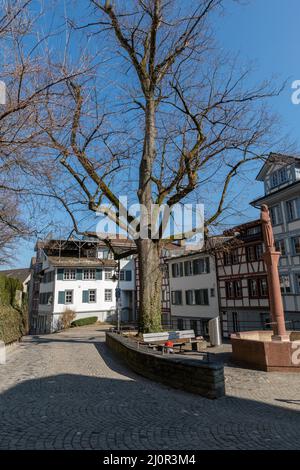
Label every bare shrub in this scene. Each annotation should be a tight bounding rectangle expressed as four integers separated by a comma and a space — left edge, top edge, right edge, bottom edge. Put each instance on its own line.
59, 309, 76, 330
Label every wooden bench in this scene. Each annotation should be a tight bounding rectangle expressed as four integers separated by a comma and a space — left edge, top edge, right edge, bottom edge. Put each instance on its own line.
142, 330, 209, 360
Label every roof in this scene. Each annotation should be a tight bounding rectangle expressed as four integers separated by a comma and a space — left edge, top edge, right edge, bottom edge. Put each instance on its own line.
0, 268, 31, 283
256, 153, 300, 181
165, 236, 231, 261
47, 256, 117, 268
223, 219, 261, 236
36, 237, 136, 251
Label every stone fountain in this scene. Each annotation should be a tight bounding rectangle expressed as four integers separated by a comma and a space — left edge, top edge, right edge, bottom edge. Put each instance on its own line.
231, 205, 300, 372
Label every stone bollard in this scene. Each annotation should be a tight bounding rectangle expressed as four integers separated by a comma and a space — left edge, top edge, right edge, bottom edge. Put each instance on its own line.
0, 341, 6, 365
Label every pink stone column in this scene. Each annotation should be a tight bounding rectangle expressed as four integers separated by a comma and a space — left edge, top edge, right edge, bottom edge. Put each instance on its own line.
261, 205, 289, 342
262, 251, 289, 341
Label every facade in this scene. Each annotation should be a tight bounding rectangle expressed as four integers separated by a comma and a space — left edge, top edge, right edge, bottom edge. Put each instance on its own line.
167, 245, 220, 336
216, 220, 270, 337
29, 238, 136, 334
251, 153, 300, 329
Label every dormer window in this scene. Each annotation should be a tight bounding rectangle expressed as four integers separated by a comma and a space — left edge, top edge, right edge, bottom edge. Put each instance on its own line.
271, 172, 278, 188
270, 167, 288, 188
278, 167, 288, 184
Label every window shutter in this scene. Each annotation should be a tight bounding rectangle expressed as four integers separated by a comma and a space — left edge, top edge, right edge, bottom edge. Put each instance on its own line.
57, 269, 64, 281
96, 269, 102, 280
82, 290, 89, 303
125, 270, 132, 281
76, 269, 82, 280
58, 291, 65, 304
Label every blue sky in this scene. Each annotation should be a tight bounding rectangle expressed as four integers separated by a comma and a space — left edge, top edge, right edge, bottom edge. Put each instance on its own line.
5, 0, 300, 269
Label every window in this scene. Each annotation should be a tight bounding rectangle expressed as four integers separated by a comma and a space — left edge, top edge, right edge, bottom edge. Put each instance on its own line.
286, 199, 297, 222
247, 245, 263, 261
171, 263, 183, 278
193, 257, 210, 274
292, 236, 300, 254
295, 274, 300, 293
177, 319, 184, 330
186, 289, 209, 305
224, 252, 231, 266
195, 289, 209, 305
259, 278, 268, 297
231, 249, 239, 265
270, 171, 278, 188
248, 279, 258, 298
234, 281, 243, 298
39, 292, 53, 305
121, 270, 132, 281
225, 281, 234, 299
184, 260, 193, 276
280, 275, 291, 294
65, 290, 73, 304
171, 290, 182, 305
104, 289, 112, 301
210, 288, 215, 297
186, 290, 195, 305
246, 246, 256, 262
246, 226, 262, 236
63, 269, 76, 280
275, 239, 286, 256
83, 269, 96, 280
270, 205, 282, 225
225, 281, 242, 299
279, 167, 288, 184
89, 289, 96, 303
105, 270, 113, 280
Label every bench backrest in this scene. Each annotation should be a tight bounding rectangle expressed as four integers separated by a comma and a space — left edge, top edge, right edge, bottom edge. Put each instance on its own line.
143, 330, 195, 343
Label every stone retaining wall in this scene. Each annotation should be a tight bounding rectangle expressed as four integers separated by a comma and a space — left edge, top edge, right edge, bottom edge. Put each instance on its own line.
106, 332, 225, 399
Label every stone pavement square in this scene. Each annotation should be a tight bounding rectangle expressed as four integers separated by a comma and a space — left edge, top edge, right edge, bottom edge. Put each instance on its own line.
0, 325, 299, 450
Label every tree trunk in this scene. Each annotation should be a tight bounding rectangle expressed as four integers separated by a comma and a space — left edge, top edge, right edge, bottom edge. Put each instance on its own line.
137, 238, 162, 332
137, 97, 162, 332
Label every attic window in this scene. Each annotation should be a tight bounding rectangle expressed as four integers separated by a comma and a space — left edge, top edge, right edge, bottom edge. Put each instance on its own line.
270, 168, 288, 188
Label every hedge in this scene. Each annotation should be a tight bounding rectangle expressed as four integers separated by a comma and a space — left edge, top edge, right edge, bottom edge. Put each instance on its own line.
71, 316, 98, 327
0, 275, 22, 306
0, 274, 27, 344
0, 305, 24, 344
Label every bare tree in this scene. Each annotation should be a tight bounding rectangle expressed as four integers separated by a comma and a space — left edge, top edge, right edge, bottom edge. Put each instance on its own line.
36, 0, 285, 332
0, 0, 89, 261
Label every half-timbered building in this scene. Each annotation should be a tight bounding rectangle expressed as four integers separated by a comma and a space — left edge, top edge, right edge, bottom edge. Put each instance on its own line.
216, 220, 270, 337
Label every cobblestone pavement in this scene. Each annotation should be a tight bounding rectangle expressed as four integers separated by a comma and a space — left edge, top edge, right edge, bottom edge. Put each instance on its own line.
0, 326, 300, 450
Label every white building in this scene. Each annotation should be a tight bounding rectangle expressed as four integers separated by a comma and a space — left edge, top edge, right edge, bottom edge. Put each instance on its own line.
30, 238, 136, 333
251, 153, 300, 330
167, 245, 220, 336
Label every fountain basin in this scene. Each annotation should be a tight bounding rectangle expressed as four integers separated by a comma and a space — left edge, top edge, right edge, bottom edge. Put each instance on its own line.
231, 331, 300, 372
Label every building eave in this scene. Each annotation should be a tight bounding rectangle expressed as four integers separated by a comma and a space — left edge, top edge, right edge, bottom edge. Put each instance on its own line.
250, 180, 300, 207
